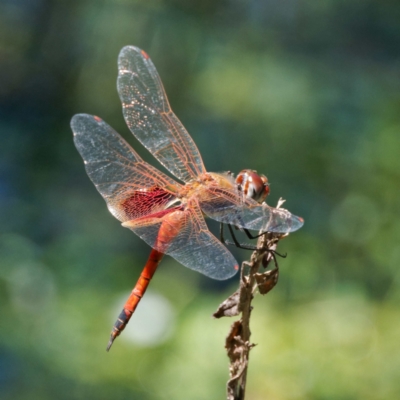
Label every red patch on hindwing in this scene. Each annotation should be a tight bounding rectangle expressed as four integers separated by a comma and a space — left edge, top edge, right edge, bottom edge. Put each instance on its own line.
121, 187, 177, 220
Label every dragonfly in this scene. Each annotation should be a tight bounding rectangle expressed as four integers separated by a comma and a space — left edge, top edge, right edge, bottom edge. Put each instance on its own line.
71, 46, 304, 351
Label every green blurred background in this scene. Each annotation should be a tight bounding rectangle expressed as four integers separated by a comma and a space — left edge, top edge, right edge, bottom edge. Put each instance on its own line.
1, 1, 400, 399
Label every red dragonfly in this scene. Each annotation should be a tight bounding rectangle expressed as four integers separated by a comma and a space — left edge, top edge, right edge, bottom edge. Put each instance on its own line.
71, 46, 303, 351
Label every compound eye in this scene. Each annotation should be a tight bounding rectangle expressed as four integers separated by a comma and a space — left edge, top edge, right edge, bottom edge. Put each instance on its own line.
260, 175, 268, 185
236, 170, 270, 203
259, 175, 270, 201
235, 170, 250, 198
236, 170, 245, 186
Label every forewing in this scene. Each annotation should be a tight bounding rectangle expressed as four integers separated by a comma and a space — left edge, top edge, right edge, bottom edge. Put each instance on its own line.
71, 114, 181, 223
117, 46, 206, 183
199, 187, 304, 233
123, 200, 239, 280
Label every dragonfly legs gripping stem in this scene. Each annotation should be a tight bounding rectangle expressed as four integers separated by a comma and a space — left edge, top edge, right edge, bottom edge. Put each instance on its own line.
219, 223, 287, 271
220, 223, 258, 251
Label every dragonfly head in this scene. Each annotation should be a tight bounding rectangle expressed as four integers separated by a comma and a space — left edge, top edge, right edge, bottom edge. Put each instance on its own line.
236, 169, 270, 203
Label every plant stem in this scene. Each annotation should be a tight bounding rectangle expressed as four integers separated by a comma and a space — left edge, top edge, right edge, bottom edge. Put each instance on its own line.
214, 232, 282, 400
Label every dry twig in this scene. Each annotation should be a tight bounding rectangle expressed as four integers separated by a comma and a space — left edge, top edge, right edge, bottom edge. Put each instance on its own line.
213, 200, 288, 400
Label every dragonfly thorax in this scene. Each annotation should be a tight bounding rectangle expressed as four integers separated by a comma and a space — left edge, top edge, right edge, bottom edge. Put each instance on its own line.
236, 169, 270, 203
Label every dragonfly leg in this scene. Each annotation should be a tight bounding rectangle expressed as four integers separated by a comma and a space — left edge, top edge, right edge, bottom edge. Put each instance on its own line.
220, 224, 288, 261
243, 228, 262, 240
224, 214, 282, 253
243, 229, 287, 258
219, 222, 226, 244
220, 223, 258, 251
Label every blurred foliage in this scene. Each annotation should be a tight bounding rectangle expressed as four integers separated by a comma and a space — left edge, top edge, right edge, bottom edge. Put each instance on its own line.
1, 0, 400, 399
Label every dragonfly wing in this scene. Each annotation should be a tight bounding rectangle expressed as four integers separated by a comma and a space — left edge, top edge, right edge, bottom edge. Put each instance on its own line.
117, 46, 206, 183
123, 200, 239, 280
199, 187, 304, 233
71, 114, 181, 223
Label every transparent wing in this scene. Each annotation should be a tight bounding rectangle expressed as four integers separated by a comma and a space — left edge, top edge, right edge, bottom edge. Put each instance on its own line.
117, 46, 206, 183
122, 200, 239, 280
199, 186, 304, 233
71, 114, 182, 223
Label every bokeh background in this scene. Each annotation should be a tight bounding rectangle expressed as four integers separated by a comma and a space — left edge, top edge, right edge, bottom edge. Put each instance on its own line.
1, 1, 400, 399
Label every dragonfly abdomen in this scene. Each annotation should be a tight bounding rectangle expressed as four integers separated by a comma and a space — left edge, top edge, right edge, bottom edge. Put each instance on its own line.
107, 248, 164, 351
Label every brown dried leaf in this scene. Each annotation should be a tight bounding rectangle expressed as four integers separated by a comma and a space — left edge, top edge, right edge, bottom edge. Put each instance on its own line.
213, 289, 240, 318
225, 320, 243, 360
255, 268, 279, 295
